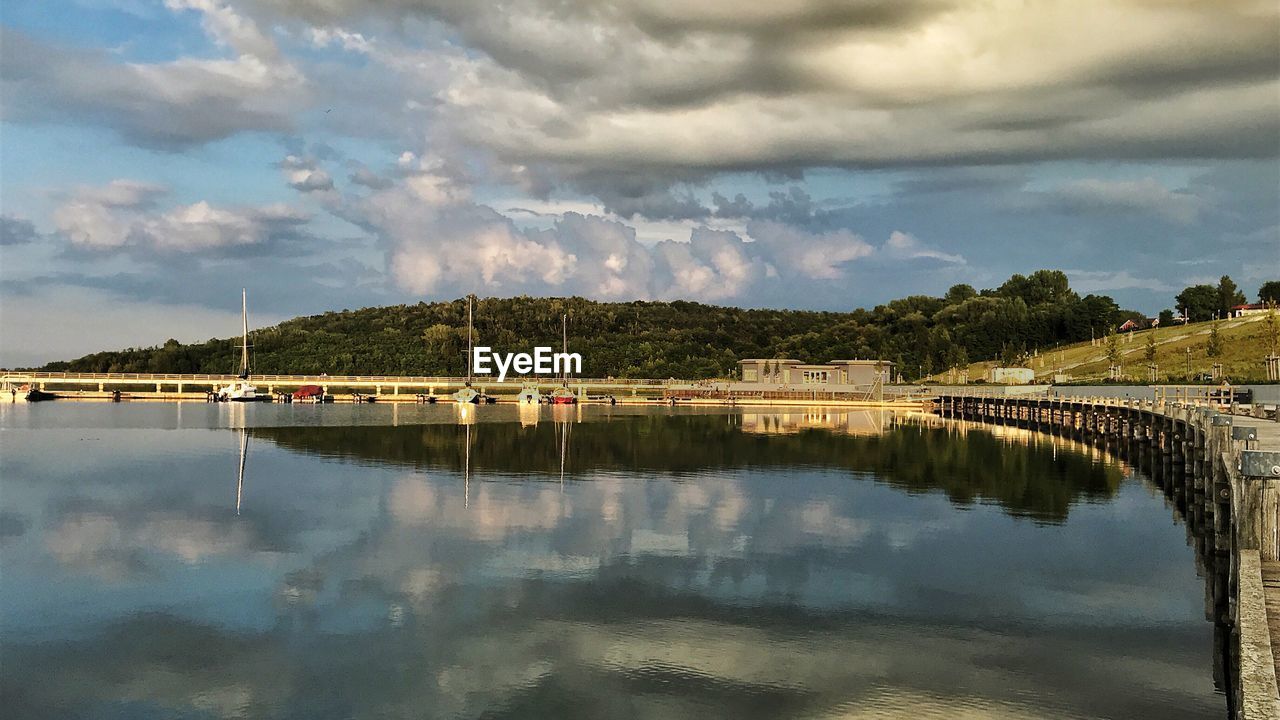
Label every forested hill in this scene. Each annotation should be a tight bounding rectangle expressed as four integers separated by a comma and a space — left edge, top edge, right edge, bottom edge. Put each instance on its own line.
41, 271, 1140, 380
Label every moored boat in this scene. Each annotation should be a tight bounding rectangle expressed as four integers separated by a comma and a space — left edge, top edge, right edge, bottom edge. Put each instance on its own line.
516, 386, 541, 404
292, 385, 333, 403
550, 314, 578, 404
25, 386, 57, 402
453, 295, 482, 404
215, 289, 262, 402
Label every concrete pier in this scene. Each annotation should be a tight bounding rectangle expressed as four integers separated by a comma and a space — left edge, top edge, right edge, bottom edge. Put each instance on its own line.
935, 392, 1280, 719
0, 371, 930, 407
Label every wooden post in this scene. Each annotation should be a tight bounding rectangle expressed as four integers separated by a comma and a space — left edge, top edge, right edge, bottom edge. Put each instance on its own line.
1239, 451, 1280, 562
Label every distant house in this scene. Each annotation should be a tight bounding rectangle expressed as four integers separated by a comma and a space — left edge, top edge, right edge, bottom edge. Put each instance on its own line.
1231, 303, 1268, 318
737, 359, 893, 387
1118, 318, 1160, 332
989, 367, 1035, 384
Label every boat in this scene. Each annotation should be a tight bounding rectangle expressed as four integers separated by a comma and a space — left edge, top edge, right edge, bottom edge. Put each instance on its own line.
452, 295, 481, 404
516, 386, 541, 404
215, 289, 260, 402
292, 385, 332, 403
550, 314, 577, 405
24, 385, 57, 402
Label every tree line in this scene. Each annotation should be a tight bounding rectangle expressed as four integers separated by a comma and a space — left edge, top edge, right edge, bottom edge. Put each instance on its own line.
42, 270, 1272, 381
1169, 277, 1278, 324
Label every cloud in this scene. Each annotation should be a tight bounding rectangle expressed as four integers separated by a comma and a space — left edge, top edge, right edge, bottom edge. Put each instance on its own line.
1047, 178, 1205, 224
0, 215, 40, 245
348, 165, 394, 190
280, 155, 336, 192
744, 221, 874, 280
711, 187, 820, 225
0, 1, 305, 149
1066, 270, 1172, 294
332, 160, 890, 300
53, 179, 312, 255
264, 0, 1277, 173
882, 231, 965, 265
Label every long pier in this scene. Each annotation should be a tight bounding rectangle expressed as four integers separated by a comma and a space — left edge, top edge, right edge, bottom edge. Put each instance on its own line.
935, 392, 1280, 719
0, 371, 928, 406
0, 370, 675, 401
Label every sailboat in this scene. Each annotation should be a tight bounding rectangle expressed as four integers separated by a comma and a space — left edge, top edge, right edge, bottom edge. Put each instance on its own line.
549, 314, 577, 405
452, 296, 480, 404
216, 289, 259, 402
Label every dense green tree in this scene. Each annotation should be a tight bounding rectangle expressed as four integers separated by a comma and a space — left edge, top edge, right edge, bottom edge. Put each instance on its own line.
1175, 284, 1219, 322
1157, 309, 1175, 326
997, 270, 1075, 306
40, 271, 1144, 380
1258, 281, 1280, 304
944, 283, 977, 304
1216, 275, 1246, 317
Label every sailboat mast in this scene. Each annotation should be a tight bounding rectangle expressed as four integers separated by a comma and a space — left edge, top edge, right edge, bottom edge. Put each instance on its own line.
561, 314, 567, 386
466, 296, 474, 385
240, 288, 249, 378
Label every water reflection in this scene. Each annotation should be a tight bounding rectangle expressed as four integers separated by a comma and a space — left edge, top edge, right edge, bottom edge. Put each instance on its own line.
249, 412, 1122, 524
236, 428, 249, 516
0, 407, 1224, 720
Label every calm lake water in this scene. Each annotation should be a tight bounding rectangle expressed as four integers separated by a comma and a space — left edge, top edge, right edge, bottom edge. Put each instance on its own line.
0, 403, 1226, 719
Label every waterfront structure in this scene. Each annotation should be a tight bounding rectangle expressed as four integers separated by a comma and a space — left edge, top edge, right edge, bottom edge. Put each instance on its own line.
989, 367, 1035, 384
737, 359, 891, 387
934, 390, 1280, 718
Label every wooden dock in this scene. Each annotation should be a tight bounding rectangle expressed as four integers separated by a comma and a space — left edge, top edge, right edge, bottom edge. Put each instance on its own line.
1266, 562, 1280, 686
934, 392, 1280, 719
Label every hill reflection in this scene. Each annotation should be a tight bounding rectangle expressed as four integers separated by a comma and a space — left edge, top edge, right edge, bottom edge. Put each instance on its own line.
250, 411, 1122, 523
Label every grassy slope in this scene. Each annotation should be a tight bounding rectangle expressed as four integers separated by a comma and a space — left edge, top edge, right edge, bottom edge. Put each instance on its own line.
929, 312, 1279, 384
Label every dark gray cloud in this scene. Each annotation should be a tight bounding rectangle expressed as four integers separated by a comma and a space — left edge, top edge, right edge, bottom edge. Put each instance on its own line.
0, 17, 304, 150
348, 165, 395, 190
571, 173, 711, 221
0, 215, 39, 245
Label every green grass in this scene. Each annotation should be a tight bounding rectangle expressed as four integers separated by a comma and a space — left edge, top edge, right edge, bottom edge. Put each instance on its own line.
930, 312, 1279, 384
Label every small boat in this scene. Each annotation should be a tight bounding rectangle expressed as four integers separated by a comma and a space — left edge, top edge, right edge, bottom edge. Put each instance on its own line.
215, 289, 261, 402
292, 385, 332, 403
516, 386, 541, 404
25, 386, 57, 402
549, 387, 576, 405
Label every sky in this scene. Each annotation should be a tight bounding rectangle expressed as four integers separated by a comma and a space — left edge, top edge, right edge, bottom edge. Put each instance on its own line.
1, 0, 1278, 366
